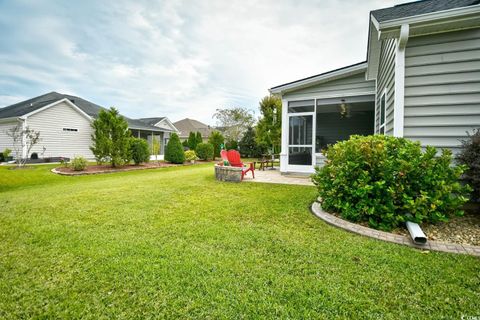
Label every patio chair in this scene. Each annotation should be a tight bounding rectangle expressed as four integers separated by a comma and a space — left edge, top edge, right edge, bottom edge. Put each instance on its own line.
226, 150, 254, 180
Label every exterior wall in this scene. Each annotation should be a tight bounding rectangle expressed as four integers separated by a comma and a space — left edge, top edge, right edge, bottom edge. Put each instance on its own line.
0, 120, 20, 157
375, 38, 396, 135
27, 101, 94, 159
404, 28, 480, 153
283, 73, 375, 101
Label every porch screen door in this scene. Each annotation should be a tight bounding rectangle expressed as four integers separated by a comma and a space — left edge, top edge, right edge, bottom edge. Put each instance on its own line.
288, 114, 313, 166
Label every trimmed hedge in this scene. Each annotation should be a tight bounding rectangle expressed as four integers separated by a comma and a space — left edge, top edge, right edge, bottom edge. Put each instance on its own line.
312, 135, 470, 231
196, 143, 214, 161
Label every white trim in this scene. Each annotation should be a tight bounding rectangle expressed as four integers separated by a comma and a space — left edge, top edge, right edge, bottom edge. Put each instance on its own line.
379, 89, 387, 134
154, 117, 179, 132
393, 24, 409, 137
270, 63, 368, 94
19, 98, 92, 122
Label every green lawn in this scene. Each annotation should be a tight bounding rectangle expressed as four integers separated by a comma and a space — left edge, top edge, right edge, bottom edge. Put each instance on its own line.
0, 164, 479, 319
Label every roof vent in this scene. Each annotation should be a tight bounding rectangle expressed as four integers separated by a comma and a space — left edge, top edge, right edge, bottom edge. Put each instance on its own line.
70, 99, 75, 103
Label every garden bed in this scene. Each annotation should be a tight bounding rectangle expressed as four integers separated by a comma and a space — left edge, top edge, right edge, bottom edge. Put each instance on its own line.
53, 162, 177, 175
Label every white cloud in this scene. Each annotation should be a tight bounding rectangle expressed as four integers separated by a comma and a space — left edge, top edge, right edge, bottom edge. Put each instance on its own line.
0, 0, 411, 124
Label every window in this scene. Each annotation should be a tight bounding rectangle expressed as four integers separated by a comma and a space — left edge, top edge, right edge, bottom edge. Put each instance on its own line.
288, 100, 314, 113
63, 128, 78, 132
378, 90, 386, 134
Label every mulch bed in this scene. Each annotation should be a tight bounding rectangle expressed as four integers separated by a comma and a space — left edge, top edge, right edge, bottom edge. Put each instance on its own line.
54, 162, 177, 175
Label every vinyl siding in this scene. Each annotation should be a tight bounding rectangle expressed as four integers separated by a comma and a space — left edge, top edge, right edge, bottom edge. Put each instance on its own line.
283, 73, 375, 100
0, 120, 20, 157
26, 101, 94, 159
376, 38, 396, 135
404, 28, 480, 153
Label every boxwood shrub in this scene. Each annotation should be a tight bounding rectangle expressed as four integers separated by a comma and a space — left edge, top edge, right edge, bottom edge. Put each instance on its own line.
312, 135, 470, 231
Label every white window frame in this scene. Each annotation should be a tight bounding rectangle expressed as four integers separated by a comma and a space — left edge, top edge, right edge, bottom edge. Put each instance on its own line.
378, 89, 387, 134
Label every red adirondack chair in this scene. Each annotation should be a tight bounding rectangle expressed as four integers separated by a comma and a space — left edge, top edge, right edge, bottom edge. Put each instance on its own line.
226, 150, 254, 180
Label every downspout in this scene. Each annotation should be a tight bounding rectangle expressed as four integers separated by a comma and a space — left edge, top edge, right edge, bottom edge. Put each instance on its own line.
393, 24, 409, 137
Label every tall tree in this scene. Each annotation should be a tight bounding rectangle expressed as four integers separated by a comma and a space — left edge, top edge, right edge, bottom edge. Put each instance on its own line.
239, 126, 262, 158
208, 130, 225, 160
256, 95, 282, 154
90, 107, 131, 167
213, 107, 255, 143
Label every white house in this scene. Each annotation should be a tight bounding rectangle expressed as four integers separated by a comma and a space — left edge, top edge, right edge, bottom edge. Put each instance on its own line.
270, 0, 480, 174
0, 92, 178, 160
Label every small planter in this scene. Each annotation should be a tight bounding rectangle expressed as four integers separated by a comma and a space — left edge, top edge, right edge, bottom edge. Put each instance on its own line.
214, 164, 242, 182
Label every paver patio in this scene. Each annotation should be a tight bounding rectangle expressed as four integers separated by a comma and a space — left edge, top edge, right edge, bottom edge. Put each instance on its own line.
243, 169, 314, 186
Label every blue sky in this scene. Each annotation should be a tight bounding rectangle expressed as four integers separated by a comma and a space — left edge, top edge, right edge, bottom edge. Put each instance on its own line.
0, 0, 408, 124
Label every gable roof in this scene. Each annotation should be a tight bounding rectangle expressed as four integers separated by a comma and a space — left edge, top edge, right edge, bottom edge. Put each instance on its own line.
371, 0, 480, 23
173, 118, 213, 138
0, 92, 167, 133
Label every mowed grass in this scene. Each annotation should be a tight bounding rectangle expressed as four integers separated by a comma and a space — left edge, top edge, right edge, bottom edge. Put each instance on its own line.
0, 164, 479, 319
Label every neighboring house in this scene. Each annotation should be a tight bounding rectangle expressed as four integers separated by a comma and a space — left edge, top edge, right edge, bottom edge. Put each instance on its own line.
270, 0, 480, 174
0, 92, 175, 159
173, 118, 214, 141
138, 117, 179, 151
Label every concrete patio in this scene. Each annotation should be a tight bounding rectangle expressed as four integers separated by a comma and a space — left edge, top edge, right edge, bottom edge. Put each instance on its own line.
243, 169, 314, 186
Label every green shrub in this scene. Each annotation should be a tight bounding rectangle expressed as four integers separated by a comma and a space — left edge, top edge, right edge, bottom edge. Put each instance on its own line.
184, 150, 198, 161
196, 143, 214, 161
71, 156, 87, 171
130, 138, 150, 165
165, 133, 185, 164
312, 135, 470, 231
457, 128, 480, 203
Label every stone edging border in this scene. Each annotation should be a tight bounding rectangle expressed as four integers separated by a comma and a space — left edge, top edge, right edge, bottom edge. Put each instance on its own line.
51, 165, 177, 176
311, 201, 480, 257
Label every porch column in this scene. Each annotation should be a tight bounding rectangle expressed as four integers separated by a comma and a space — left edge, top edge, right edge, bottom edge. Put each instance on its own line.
280, 98, 288, 173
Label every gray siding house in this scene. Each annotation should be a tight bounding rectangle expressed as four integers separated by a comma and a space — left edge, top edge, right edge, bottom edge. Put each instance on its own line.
0, 92, 176, 160
270, 0, 480, 174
